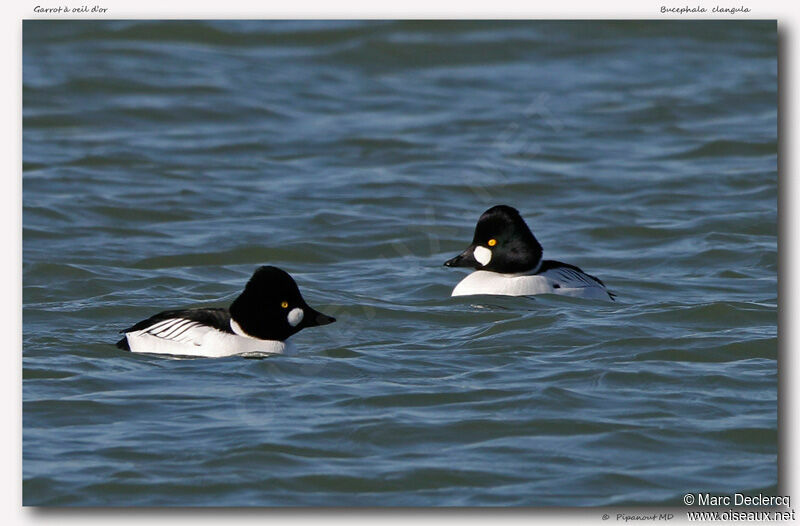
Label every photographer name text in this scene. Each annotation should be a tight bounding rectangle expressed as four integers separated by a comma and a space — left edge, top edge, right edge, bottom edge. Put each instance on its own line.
683, 493, 789, 507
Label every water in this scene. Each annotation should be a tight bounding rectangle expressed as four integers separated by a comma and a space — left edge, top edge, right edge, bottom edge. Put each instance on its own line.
23, 20, 777, 506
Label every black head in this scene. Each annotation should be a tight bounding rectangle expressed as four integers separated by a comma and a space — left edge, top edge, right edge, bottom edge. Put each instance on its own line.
443, 205, 543, 274
228, 266, 335, 341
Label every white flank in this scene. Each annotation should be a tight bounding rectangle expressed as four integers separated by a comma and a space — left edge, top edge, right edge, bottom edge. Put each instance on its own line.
124, 317, 288, 358
451, 269, 612, 301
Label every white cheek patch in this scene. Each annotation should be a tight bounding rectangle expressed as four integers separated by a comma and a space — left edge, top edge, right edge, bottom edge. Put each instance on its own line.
473, 245, 492, 266
287, 308, 304, 327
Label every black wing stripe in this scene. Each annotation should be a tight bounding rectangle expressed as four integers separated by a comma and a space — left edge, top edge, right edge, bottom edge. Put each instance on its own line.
143, 319, 175, 334
150, 318, 184, 337
146, 320, 211, 342
555, 267, 601, 288
572, 268, 596, 287
555, 268, 574, 285
170, 321, 201, 340
536, 260, 613, 299
157, 319, 194, 339
121, 308, 234, 336
538, 260, 607, 287
149, 318, 179, 336
175, 322, 206, 342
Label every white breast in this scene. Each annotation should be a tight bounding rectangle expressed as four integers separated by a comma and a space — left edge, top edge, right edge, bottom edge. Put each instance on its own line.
451, 269, 612, 301
124, 319, 288, 358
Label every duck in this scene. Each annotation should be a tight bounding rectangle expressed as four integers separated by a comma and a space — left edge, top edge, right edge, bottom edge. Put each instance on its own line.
444, 205, 615, 301
116, 265, 335, 358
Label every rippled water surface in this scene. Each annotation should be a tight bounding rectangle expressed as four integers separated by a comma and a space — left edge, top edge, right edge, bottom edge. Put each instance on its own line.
23, 21, 777, 506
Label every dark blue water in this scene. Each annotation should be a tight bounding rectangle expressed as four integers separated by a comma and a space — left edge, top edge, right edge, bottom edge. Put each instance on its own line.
23, 20, 777, 506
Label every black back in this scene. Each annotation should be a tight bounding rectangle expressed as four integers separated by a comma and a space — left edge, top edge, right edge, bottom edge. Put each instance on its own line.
121, 307, 233, 334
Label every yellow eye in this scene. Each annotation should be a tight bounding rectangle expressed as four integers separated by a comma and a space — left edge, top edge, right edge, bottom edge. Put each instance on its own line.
281, 301, 289, 309
488, 238, 497, 247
